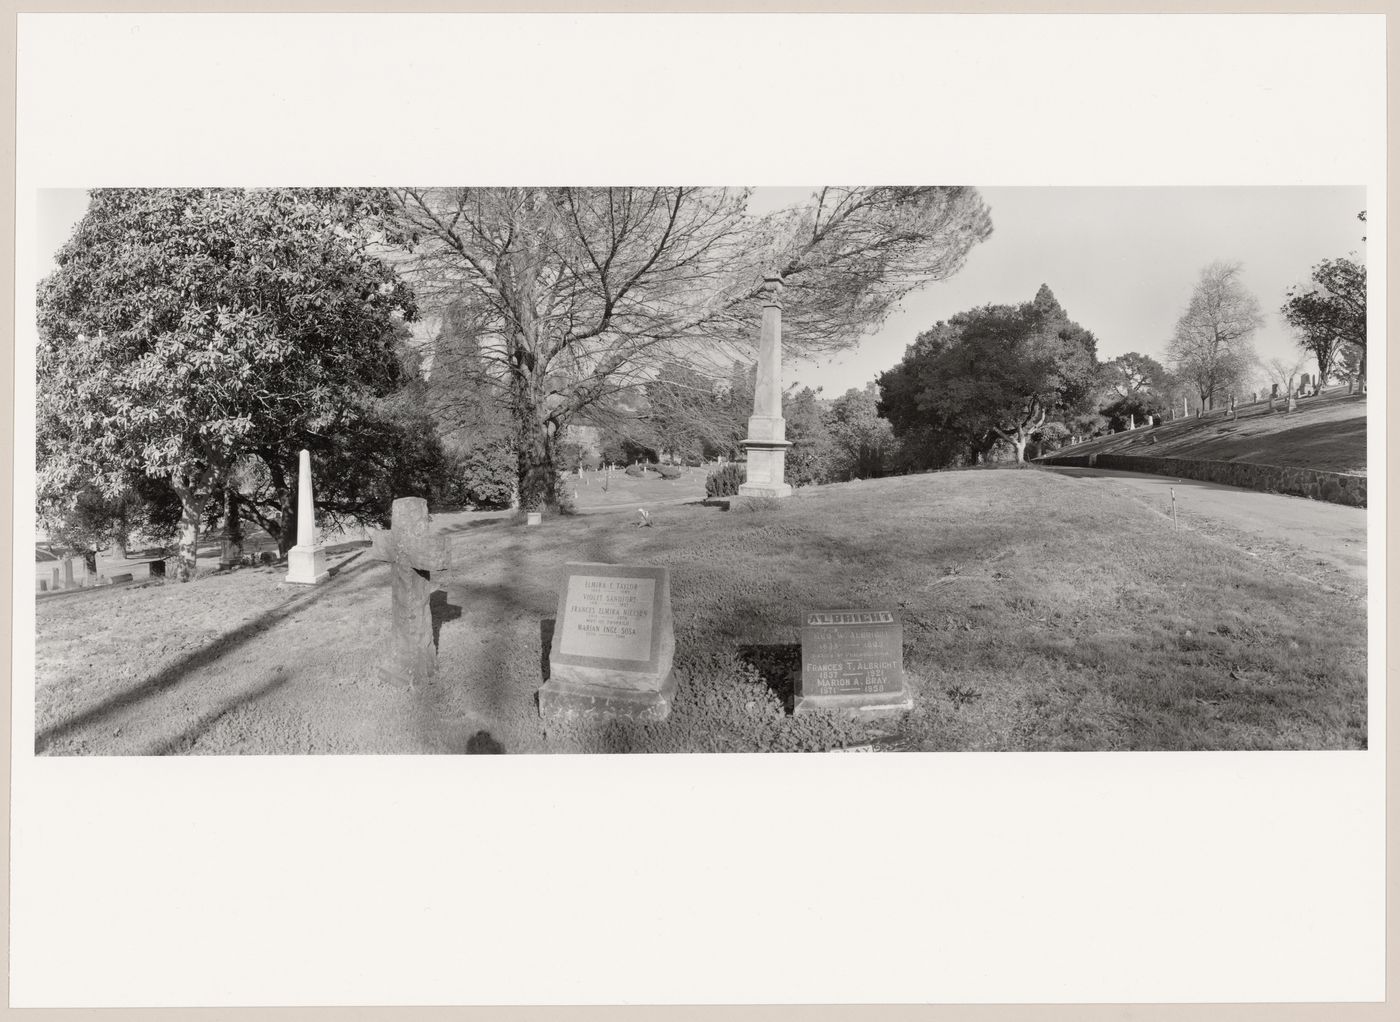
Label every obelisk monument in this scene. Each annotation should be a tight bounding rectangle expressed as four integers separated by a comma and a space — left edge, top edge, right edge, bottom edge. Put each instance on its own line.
739, 274, 794, 498
286, 448, 329, 584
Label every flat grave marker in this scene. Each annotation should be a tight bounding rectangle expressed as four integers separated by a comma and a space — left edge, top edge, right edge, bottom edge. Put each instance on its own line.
796, 609, 912, 719
539, 562, 675, 722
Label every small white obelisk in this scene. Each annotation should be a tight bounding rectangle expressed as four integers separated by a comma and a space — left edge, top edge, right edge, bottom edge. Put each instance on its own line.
286, 448, 329, 584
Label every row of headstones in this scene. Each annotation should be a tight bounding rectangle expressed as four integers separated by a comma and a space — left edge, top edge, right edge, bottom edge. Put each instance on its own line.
37, 557, 152, 592
538, 562, 910, 723
369, 496, 911, 722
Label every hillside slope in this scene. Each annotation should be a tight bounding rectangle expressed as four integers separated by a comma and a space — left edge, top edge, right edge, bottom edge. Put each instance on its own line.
1050, 389, 1367, 476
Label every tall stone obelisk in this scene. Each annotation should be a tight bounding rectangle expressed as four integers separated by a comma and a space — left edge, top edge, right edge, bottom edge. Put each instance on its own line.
739, 274, 794, 498
286, 448, 329, 584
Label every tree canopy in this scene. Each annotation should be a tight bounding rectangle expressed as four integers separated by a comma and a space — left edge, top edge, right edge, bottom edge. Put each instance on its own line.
36, 188, 418, 578
1280, 256, 1366, 385
385, 186, 993, 509
1165, 261, 1262, 410
878, 284, 1099, 464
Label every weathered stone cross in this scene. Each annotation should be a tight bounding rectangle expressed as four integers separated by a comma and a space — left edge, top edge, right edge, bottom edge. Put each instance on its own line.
369, 497, 451, 686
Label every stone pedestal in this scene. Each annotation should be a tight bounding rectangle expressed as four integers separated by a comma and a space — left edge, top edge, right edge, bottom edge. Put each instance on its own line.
739, 439, 794, 498
286, 544, 329, 585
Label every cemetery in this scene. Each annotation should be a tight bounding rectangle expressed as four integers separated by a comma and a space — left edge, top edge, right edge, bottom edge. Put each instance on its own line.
31, 186, 1370, 755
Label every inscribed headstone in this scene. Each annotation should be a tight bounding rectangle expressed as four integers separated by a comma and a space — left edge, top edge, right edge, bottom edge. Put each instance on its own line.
539, 562, 675, 721
796, 609, 912, 718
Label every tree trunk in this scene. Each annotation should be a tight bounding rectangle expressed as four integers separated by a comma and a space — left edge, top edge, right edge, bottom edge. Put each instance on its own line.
83, 550, 98, 575
225, 487, 244, 561
171, 487, 210, 583
1012, 436, 1027, 463
515, 398, 563, 512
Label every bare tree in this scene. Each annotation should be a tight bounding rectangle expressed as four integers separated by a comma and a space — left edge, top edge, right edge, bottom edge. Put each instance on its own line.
1166, 261, 1263, 411
1263, 355, 1308, 404
386, 186, 992, 510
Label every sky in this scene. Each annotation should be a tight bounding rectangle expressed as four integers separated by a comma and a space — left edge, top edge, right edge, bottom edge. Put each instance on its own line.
38, 185, 1365, 394
746, 186, 1366, 394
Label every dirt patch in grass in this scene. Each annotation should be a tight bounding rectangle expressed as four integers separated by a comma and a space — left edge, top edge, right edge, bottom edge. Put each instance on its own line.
33, 469, 1366, 754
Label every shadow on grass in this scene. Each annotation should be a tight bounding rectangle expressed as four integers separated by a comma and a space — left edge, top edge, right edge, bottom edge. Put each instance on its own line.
737, 643, 801, 712
144, 668, 293, 755
430, 588, 463, 648
439, 518, 512, 535
540, 618, 555, 681
35, 555, 380, 755
465, 730, 506, 753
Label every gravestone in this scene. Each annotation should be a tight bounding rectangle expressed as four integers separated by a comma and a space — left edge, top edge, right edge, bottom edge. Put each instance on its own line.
369, 497, 451, 687
51, 567, 60, 590
286, 448, 329, 584
796, 609, 912, 719
63, 559, 75, 588
38, 580, 47, 592
539, 562, 676, 722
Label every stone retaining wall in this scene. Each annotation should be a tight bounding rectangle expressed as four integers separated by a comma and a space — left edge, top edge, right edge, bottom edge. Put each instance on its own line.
1039, 452, 1366, 508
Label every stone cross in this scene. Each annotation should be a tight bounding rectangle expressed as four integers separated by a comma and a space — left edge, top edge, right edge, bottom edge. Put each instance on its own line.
369, 497, 451, 686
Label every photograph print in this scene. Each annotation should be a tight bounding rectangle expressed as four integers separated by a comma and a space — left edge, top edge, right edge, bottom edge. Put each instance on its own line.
31, 184, 1369, 755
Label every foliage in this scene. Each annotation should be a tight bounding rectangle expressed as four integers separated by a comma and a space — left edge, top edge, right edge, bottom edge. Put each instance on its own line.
826, 383, 896, 480
1280, 256, 1366, 383
877, 284, 1099, 465
1166, 261, 1262, 410
448, 437, 517, 509
706, 463, 745, 498
36, 188, 418, 577
782, 387, 834, 487
657, 464, 683, 480
39, 474, 182, 557
387, 186, 993, 511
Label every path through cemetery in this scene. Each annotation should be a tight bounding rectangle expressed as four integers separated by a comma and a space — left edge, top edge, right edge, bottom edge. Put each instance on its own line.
1045, 466, 1367, 585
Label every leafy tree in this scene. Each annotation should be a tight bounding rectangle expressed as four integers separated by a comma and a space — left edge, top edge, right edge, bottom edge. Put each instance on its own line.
782, 386, 834, 487
878, 285, 1099, 464
387, 186, 993, 510
1102, 351, 1169, 399
1166, 261, 1262, 411
36, 188, 418, 579
826, 383, 895, 479
1281, 256, 1366, 387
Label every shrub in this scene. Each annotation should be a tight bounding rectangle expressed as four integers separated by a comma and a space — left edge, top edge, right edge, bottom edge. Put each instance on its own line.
706, 463, 744, 498
450, 441, 516, 510
625, 462, 650, 478
658, 464, 683, 480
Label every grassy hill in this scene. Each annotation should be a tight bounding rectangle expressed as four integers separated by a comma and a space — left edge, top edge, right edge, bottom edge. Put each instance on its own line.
1053, 388, 1367, 475
34, 468, 1366, 755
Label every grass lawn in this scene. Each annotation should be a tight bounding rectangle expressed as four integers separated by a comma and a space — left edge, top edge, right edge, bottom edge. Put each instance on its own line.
33, 467, 1366, 754
1062, 389, 1367, 475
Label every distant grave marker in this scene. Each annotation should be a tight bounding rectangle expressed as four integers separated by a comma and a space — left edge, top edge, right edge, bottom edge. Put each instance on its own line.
539, 562, 676, 722
51, 568, 60, 590
796, 609, 912, 719
369, 496, 450, 687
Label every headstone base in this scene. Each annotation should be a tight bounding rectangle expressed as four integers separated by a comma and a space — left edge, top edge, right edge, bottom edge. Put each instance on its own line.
793, 677, 915, 721
538, 673, 677, 723
740, 438, 793, 499
286, 545, 329, 584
